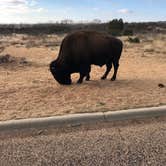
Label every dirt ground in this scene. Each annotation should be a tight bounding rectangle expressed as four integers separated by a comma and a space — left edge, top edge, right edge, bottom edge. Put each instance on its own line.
0, 33, 166, 121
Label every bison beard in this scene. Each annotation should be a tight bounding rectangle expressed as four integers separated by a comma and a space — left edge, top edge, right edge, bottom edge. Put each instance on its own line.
50, 31, 123, 85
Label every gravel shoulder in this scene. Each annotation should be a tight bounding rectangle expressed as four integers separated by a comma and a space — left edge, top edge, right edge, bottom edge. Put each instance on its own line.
0, 117, 166, 165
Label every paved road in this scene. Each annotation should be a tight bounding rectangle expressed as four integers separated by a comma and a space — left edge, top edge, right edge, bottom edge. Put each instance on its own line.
0, 117, 166, 166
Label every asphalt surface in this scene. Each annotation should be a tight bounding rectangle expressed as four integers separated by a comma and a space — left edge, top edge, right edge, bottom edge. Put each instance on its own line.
0, 117, 166, 166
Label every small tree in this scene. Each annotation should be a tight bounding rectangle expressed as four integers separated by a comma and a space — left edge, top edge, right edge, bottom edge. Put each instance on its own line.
108, 19, 124, 36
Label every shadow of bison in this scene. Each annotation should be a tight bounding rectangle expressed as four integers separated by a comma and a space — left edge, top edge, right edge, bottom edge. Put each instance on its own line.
50, 31, 123, 85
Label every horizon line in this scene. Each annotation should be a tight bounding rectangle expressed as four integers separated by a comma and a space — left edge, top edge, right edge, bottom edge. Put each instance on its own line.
0, 20, 166, 25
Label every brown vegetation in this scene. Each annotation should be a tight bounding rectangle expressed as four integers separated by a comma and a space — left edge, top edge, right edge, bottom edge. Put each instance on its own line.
0, 54, 29, 66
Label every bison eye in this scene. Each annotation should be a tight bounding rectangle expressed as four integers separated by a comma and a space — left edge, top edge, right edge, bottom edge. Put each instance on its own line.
51, 66, 55, 70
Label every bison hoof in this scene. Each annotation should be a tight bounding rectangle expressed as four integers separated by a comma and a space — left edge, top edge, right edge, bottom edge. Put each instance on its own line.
111, 77, 116, 81
101, 76, 106, 80
77, 80, 83, 84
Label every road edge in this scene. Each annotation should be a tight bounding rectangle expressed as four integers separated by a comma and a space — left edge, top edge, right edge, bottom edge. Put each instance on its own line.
0, 106, 166, 131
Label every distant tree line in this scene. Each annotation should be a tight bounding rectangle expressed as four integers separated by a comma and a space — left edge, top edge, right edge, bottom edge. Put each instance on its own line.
0, 20, 165, 35
0, 23, 108, 35
108, 19, 166, 36
108, 19, 124, 36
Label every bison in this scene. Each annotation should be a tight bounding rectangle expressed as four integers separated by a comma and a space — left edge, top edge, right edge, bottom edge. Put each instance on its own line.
50, 31, 123, 85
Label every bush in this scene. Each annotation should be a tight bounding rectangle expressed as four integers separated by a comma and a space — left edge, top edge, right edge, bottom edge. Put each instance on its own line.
0, 54, 11, 63
123, 29, 134, 36
0, 54, 28, 65
128, 37, 140, 43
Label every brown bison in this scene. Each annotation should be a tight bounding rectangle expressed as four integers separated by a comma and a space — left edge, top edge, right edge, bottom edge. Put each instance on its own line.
50, 31, 123, 85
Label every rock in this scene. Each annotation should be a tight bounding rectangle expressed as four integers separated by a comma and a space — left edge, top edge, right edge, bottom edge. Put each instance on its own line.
158, 83, 165, 88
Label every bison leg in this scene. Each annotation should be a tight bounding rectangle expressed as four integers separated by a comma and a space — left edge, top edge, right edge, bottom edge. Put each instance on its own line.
111, 61, 119, 81
101, 63, 112, 80
77, 65, 91, 84
85, 73, 90, 81
77, 73, 85, 84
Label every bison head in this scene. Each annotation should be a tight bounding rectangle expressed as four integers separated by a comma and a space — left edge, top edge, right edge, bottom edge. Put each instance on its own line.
50, 60, 72, 85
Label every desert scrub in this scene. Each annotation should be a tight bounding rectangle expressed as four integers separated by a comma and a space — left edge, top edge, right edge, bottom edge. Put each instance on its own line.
0, 54, 29, 65
128, 37, 140, 43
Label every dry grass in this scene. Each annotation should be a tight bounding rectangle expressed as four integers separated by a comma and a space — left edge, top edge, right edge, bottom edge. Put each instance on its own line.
0, 33, 166, 121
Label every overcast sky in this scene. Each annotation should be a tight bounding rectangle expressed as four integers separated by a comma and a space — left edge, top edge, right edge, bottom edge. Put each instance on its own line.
0, 0, 165, 23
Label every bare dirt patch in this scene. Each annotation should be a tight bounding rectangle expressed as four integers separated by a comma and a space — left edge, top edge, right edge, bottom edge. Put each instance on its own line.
0, 34, 166, 121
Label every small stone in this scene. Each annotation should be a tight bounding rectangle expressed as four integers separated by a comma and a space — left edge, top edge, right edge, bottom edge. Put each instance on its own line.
37, 130, 44, 135
158, 83, 165, 88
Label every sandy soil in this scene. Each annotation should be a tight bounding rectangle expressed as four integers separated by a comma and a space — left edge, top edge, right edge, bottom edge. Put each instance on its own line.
0, 33, 166, 121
